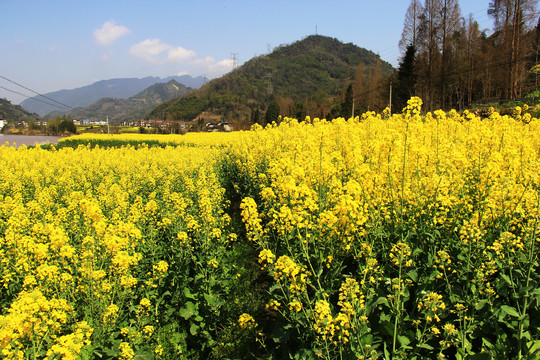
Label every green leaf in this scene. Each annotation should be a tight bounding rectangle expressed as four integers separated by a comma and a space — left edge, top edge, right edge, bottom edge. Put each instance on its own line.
500, 305, 520, 318
204, 292, 218, 308
406, 269, 418, 282
383, 342, 391, 360
526, 340, 540, 355
519, 285, 534, 297
184, 287, 197, 299
397, 335, 411, 347
532, 288, 540, 306
500, 273, 512, 286
179, 301, 197, 320
190, 323, 200, 336
417, 343, 434, 350
475, 299, 487, 310
269, 284, 281, 293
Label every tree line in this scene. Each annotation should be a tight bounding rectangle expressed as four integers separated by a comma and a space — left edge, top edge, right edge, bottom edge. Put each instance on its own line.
393, 0, 540, 112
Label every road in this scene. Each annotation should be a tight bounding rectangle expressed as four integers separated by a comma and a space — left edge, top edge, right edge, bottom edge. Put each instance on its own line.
0, 135, 64, 148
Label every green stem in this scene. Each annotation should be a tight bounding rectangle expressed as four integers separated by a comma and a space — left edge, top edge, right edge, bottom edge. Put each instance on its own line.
518, 190, 540, 359
392, 256, 403, 356
400, 123, 409, 223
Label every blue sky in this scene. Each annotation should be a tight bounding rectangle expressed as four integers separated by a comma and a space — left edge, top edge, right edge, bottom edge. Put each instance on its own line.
1, 0, 495, 105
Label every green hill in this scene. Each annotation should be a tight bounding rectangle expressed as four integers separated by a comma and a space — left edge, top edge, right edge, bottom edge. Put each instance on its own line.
148, 35, 394, 126
73, 80, 191, 123
0, 98, 41, 123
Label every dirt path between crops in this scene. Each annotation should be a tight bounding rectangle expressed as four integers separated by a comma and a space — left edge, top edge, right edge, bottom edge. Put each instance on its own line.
0, 135, 64, 148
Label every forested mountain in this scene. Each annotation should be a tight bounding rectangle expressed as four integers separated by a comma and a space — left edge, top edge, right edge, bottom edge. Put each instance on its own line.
393, 0, 540, 112
148, 35, 394, 127
72, 80, 191, 123
0, 98, 41, 123
21, 75, 205, 116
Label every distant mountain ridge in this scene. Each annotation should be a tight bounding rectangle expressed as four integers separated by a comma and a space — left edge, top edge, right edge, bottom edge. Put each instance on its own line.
71, 80, 191, 123
21, 75, 205, 116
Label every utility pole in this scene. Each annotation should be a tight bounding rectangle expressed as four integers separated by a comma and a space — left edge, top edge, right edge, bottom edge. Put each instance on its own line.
107, 115, 110, 135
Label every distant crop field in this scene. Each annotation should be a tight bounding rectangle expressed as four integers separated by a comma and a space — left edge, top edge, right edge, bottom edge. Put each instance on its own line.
1, 98, 539, 359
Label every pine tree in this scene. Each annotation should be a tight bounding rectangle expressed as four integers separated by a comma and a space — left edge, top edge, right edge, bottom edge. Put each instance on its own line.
265, 101, 280, 125
395, 44, 417, 111
341, 84, 354, 118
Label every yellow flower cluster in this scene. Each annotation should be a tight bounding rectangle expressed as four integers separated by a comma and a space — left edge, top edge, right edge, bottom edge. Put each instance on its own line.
258, 248, 276, 269
0, 141, 231, 358
389, 242, 413, 267
45, 321, 93, 360
230, 100, 540, 356
2, 97, 539, 358
0, 290, 72, 357
238, 313, 257, 329
338, 278, 362, 316
418, 291, 446, 324
273, 255, 309, 294
313, 300, 335, 340
240, 197, 263, 242
403, 96, 423, 117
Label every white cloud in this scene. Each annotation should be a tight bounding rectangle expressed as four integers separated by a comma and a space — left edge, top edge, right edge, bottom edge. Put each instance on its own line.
192, 56, 234, 76
130, 39, 197, 65
176, 71, 189, 76
94, 20, 130, 46
129, 38, 171, 64
167, 46, 196, 62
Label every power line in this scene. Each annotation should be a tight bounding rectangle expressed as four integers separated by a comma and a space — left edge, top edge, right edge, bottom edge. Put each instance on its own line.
0, 75, 74, 112
0, 85, 74, 110
0, 75, 94, 117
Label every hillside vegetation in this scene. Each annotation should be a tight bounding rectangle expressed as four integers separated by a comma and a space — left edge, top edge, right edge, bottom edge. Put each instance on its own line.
0, 98, 41, 124
149, 35, 393, 125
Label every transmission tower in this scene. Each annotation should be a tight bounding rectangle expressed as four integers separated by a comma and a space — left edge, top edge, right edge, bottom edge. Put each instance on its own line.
231, 53, 238, 70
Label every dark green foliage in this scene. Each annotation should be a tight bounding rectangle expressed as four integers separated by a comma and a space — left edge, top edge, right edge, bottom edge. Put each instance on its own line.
47, 115, 77, 135
394, 44, 417, 112
265, 102, 280, 125
341, 84, 354, 118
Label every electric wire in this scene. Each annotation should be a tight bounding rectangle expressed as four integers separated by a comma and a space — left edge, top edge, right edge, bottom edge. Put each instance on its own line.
0, 75, 75, 112
0, 85, 73, 111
